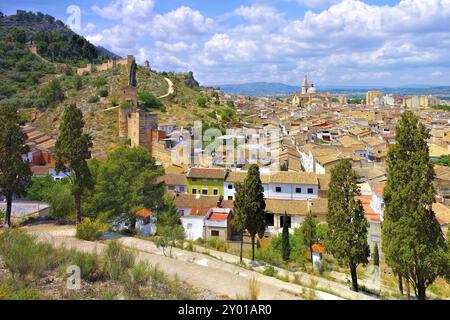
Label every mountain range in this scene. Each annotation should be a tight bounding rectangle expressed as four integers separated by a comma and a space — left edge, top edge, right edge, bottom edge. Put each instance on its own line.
217, 82, 450, 98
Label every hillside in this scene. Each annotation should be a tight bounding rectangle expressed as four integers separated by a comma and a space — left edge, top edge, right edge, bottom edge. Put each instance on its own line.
1, 10, 239, 157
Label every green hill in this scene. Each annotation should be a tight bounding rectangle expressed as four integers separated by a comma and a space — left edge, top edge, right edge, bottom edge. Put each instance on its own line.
0, 10, 238, 157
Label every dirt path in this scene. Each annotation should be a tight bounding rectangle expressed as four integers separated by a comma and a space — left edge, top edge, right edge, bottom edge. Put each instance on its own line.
22, 224, 380, 300
159, 77, 174, 99
23, 225, 304, 300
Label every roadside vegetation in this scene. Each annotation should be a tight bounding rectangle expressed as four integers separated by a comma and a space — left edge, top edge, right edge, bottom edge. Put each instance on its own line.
0, 230, 200, 300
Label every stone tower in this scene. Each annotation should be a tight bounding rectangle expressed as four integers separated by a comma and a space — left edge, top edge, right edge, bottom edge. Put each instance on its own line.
118, 55, 157, 154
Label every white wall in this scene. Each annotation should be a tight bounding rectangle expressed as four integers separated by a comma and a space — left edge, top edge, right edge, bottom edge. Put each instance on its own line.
225, 182, 318, 200
182, 216, 204, 241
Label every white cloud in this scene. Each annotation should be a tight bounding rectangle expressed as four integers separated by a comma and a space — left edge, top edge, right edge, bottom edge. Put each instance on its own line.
88, 0, 450, 85
92, 0, 155, 21
151, 6, 215, 40
83, 22, 95, 32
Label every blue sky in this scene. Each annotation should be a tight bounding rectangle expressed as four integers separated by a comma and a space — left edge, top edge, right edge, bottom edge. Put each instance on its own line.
3, 0, 450, 87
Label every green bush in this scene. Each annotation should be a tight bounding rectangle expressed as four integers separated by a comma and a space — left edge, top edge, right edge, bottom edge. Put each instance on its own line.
137, 91, 163, 110
88, 95, 100, 103
98, 88, 108, 97
255, 247, 282, 265
95, 76, 107, 88
0, 280, 41, 300
262, 265, 278, 277
103, 241, 135, 280
110, 96, 119, 107
0, 230, 52, 279
67, 250, 103, 281
129, 261, 151, 286
46, 181, 75, 219
75, 218, 109, 241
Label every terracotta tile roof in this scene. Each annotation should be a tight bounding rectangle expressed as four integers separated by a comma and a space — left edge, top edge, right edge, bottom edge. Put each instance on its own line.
433, 203, 450, 226
208, 212, 229, 221
312, 243, 325, 254
263, 171, 319, 185
189, 207, 210, 216
136, 208, 153, 217
187, 168, 227, 180
317, 174, 331, 191
157, 173, 187, 186
171, 193, 221, 209
224, 171, 248, 183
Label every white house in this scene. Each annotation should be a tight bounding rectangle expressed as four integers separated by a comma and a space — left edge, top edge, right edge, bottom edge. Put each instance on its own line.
224, 171, 319, 201
181, 211, 206, 241
135, 208, 157, 237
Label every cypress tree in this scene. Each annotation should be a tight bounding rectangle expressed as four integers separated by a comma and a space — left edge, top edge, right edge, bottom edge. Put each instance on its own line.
281, 212, 290, 261
233, 164, 266, 262
326, 159, 370, 292
373, 243, 380, 267
301, 209, 317, 263
0, 105, 32, 227
54, 104, 93, 224
382, 111, 449, 300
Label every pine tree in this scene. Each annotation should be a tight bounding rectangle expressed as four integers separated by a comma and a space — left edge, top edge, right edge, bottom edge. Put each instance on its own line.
281, 212, 290, 261
301, 209, 317, 263
0, 105, 32, 227
54, 104, 93, 224
326, 159, 370, 292
233, 164, 266, 262
382, 111, 449, 300
373, 243, 380, 267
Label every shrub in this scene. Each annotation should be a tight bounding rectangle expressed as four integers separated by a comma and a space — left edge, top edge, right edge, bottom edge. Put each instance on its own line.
98, 88, 108, 97
88, 95, 100, 103
75, 218, 109, 241
207, 237, 227, 251
95, 76, 107, 88
255, 247, 281, 265
67, 250, 103, 281
262, 266, 278, 277
197, 96, 208, 108
137, 91, 162, 110
129, 261, 151, 286
103, 241, 135, 280
110, 96, 119, 107
0, 230, 52, 279
0, 280, 41, 300
46, 181, 75, 219
72, 75, 82, 90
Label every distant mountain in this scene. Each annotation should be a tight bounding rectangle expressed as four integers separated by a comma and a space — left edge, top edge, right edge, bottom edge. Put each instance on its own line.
218, 82, 298, 97
217, 82, 450, 98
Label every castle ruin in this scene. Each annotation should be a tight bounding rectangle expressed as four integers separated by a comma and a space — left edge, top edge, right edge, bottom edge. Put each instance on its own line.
118, 55, 157, 154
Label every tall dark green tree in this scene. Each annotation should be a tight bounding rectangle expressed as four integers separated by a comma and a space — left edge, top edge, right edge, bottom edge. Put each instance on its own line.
373, 243, 380, 267
233, 164, 266, 262
281, 212, 291, 261
301, 209, 318, 263
0, 105, 32, 227
326, 159, 370, 292
54, 104, 93, 224
382, 111, 449, 300
233, 181, 247, 263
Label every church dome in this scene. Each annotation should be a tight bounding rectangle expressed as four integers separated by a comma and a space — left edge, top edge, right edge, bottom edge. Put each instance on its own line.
308, 84, 317, 94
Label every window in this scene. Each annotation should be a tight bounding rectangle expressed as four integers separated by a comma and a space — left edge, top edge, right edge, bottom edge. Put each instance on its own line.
295, 187, 302, 193
228, 196, 233, 200
307, 188, 314, 194
280, 215, 291, 229
211, 230, 219, 237
168, 185, 175, 190
192, 188, 197, 194
265, 213, 274, 226
179, 186, 185, 192
228, 184, 233, 189
191, 178, 197, 182
187, 223, 192, 229
202, 188, 208, 195
275, 186, 282, 193
213, 189, 219, 195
